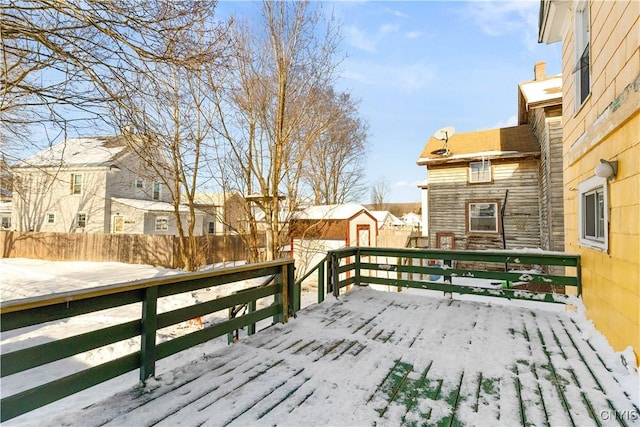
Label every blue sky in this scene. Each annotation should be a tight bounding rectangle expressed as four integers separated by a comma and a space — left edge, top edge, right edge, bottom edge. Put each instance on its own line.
322, 0, 562, 202
21, 1, 561, 205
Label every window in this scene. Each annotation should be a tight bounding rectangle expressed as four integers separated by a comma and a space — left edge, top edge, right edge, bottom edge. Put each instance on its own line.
155, 216, 168, 231
70, 173, 83, 195
153, 182, 161, 200
113, 215, 124, 233
208, 221, 215, 234
76, 212, 87, 228
1, 216, 11, 230
578, 176, 608, 251
468, 202, 498, 233
575, 0, 590, 108
46, 212, 56, 225
469, 161, 492, 183
135, 178, 144, 189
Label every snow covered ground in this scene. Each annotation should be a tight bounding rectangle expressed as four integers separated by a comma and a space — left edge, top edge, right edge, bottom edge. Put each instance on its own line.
1, 258, 638, 426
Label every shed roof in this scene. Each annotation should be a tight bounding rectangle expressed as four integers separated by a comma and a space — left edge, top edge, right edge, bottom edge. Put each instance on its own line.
16, 136, 130, 169
417, 125, 540, 165
292, 203, 371, 221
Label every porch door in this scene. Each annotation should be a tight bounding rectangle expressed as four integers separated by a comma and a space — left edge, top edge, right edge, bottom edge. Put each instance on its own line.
112, 215, 124, 233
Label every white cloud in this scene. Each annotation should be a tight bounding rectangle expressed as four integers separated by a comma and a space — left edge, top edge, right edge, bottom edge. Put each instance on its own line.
384, 7, 408, 18
465, 0, 540, 51
380, 23, 399, 35
344, 25, 377, 53
405, 31, 422, 40
342, 59, 435, 92
344, 22, 400, 53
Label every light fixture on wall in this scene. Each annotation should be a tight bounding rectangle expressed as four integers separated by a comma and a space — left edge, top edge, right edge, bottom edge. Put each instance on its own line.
594, 159, 618, 179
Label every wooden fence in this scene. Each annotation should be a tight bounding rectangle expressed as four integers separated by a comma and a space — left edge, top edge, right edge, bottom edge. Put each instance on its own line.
0, 231, 258, 268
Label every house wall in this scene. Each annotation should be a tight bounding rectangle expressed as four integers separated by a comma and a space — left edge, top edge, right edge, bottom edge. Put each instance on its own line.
427, 159, 542, 253
105, 152, 174, 233
560, 1, 639, 362
531, 106, 565, 253
110, 201, 206, 236
12, 167, 110, 233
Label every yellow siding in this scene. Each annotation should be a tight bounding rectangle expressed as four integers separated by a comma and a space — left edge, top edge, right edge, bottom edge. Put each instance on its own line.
560, 1, 640, 365
564, 112, 640, 363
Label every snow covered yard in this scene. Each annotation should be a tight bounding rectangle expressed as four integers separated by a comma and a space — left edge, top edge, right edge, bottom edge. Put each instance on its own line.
1, 258, 638, 426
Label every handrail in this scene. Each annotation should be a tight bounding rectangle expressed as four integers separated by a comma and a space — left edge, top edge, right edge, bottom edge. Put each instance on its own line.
294, 255, 329, 304
327, 247, 581, 303
0, 258, 295, 422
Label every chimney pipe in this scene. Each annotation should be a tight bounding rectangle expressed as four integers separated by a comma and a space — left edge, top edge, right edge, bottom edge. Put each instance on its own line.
534, 61, 546, 81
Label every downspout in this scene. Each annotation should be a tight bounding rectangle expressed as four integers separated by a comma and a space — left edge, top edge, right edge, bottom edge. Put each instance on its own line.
501, 190, 509, 285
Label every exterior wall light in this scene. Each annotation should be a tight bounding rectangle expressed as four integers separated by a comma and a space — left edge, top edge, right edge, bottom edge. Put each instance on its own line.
594, 159, 618, 179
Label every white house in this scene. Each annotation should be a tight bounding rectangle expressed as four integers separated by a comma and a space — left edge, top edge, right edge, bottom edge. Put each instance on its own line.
370, 210, 403, 230
11, 135, 212, 236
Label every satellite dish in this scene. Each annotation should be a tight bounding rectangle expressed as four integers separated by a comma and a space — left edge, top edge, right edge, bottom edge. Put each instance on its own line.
434, 126, 455, 141
431, 126, 455, 156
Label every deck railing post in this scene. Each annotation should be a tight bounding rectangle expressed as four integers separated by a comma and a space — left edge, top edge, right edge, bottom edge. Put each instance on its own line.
318, 259, 325, 303
331, 252, 340, 298
140, 285, 158, 383
248, 300, 256, 335
274, 269, 284, 324
355, 249, 361, 287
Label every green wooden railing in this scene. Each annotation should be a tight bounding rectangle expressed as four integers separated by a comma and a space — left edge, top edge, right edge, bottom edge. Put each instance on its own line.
326, 247, 581, 303
0, 247, 581, 421
294, 255, 328, 304
0, 259, 295, 422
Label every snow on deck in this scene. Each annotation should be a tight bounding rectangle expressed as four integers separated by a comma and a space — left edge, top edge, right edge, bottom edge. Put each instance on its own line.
46, 287, 638, 426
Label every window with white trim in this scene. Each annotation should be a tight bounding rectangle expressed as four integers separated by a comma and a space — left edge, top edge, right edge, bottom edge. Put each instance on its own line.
469, 161, 492, 183
575, 0, 590, 108
135, 178, 144, 189
468, 202, 498, 233
70, 173, 83, 195
76, 212, 87, 228
207, 221, 215, 234
578, 176, 608, 251
153, 182, 161, 200
46, 212, 56, 224
155, 216, 168, 231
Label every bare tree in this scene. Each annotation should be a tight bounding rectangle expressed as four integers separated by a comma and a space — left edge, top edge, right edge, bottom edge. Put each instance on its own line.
213, 1, 342, 261
303, 89, 368, 205
109, 12, 232, 271
1, 1, 217, 161
371, 176, 390, 210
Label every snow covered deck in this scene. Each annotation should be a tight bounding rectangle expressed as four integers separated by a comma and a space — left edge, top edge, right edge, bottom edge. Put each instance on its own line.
47, 287, 638, 426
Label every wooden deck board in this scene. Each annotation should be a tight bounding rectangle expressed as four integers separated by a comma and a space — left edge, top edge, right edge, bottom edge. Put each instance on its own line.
46, 287, 638, 427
